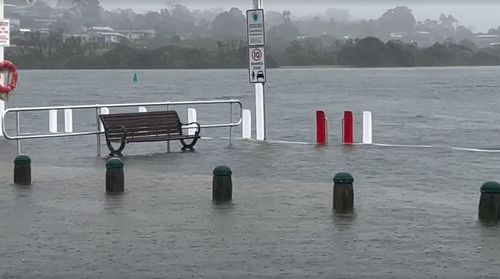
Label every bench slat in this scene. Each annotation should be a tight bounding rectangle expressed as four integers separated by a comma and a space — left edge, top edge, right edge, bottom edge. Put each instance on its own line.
107, 130, 183, 138
105, 124, 182, 132
101, 114, 180, 122
108, 134, 198, 142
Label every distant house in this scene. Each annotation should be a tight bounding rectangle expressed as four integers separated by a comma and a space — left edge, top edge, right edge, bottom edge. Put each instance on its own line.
390, 32, 406, 39
88, 26, 114, 33
63, 33, 89, 44
475, 34, 500, 48
85, 26, 128, 49
90, 32, 127, 49
115, 29, 156, 41
413, 31, 433, 47
33, 18, 56, 28
6, 0, 33, 7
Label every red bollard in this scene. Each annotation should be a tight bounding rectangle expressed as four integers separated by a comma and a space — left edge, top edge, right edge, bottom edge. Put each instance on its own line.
343, 111, 354, 144
316, 111, 328, 145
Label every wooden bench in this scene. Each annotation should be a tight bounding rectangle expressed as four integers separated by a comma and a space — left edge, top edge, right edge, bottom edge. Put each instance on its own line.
99, 110, 200, 156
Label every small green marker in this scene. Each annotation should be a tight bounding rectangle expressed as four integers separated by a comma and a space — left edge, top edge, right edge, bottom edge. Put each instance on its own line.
133, 73, 138, 83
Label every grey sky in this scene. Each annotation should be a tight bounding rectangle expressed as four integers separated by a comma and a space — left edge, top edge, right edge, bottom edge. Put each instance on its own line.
97, 1, 500, 32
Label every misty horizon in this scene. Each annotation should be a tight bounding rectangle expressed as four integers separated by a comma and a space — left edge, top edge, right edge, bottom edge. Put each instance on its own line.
77, 1, 500, 32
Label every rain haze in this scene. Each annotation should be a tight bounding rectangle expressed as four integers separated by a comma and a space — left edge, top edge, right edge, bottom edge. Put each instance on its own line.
98, 0, 500, 32
3, 0, 500, 278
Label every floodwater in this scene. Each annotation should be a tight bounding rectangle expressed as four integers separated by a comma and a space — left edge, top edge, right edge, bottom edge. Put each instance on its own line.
1, 67, 500, 278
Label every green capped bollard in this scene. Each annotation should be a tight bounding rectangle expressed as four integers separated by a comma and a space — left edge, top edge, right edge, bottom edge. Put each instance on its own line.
213, 166, 232, 203
478, 181, 500, 222
14, 155, 31, 185
333, 172, 354, 211
106, 158, 124, 194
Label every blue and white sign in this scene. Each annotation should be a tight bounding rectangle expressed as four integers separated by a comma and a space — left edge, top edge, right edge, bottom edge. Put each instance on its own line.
246, 9, 265, 46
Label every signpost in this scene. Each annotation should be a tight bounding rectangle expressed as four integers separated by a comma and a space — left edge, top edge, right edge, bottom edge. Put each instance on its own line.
247, 0, 266, 140
248, 46, 265, 83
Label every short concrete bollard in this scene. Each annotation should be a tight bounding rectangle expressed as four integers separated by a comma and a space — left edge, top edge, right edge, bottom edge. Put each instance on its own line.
14, 155, 31, 185
478, 181, 500, 222
106, 158, 124, 194
333, 172, 354, 211
213, 166, 232, 203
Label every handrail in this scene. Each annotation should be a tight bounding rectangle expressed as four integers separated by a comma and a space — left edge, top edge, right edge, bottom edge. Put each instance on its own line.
2, 99, 243, 155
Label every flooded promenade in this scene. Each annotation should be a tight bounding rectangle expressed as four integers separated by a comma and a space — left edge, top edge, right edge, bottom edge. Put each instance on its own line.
1, 68, 500, 278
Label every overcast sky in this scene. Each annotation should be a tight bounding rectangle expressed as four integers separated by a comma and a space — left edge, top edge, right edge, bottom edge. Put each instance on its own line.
97, 1, 500, 32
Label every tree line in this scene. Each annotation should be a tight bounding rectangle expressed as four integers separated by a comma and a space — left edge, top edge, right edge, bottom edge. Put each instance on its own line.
6, 35, 500, 69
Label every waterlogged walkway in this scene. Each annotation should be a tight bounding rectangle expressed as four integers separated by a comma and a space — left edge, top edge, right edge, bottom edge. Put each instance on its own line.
1, 138, 500, 278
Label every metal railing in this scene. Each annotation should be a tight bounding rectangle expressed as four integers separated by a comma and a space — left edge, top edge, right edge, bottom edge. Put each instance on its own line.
2, 99, 243, 156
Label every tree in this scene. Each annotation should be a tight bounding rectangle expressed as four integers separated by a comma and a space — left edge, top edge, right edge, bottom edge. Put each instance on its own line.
171, 4, 193, 22
338, 37, 390, 67
268, 10, 299, 41
72, 0, 102, 26
439, 14, 457, 28
282, 10, 292, 24
378, 6, 416, 36
212, 8, 245, 39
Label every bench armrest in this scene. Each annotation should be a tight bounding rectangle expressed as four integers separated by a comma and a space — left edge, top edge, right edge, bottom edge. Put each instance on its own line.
183, 122, 201, 136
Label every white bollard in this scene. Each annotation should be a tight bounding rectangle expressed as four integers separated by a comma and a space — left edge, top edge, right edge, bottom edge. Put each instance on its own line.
0, 100, 4, 138
64, 109, 73, 133
255, 83, 265, 141
138, 106, 147, 112
100, 107, 109, 132
362, 111, 372, 144
49, 110, 58, 133
187, 108, 197, 136
242, 109, 252, 139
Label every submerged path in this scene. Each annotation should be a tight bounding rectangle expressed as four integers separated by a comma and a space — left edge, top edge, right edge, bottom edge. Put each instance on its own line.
1, 137, 500, 278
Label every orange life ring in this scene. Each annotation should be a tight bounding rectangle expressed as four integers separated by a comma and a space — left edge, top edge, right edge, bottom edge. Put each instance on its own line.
0, 60, 18, 94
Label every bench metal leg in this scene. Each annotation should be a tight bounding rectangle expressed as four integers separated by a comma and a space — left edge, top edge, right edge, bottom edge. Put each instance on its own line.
105, 135, 126, 157
180, 137, 199, 152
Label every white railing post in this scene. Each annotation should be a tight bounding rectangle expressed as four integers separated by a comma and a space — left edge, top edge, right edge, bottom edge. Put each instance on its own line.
99, 107, 109, 132
363, 111, 372, 144
188, 108, 197, 136
64, 109, 73, 133
242, 109, 252, 139
49, 109, 58, 133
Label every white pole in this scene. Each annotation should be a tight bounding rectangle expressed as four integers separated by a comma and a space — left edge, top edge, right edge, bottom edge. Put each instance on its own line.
255, 83, 265, 140
242, 109, 252, 139
253, 0, 266, 141
64, 109, 73, 133
49, 109, 58, 133
0, 0, 5, 139
363, 111, 372, 144
187, 108, 197, 135
99, 107, 109, 132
